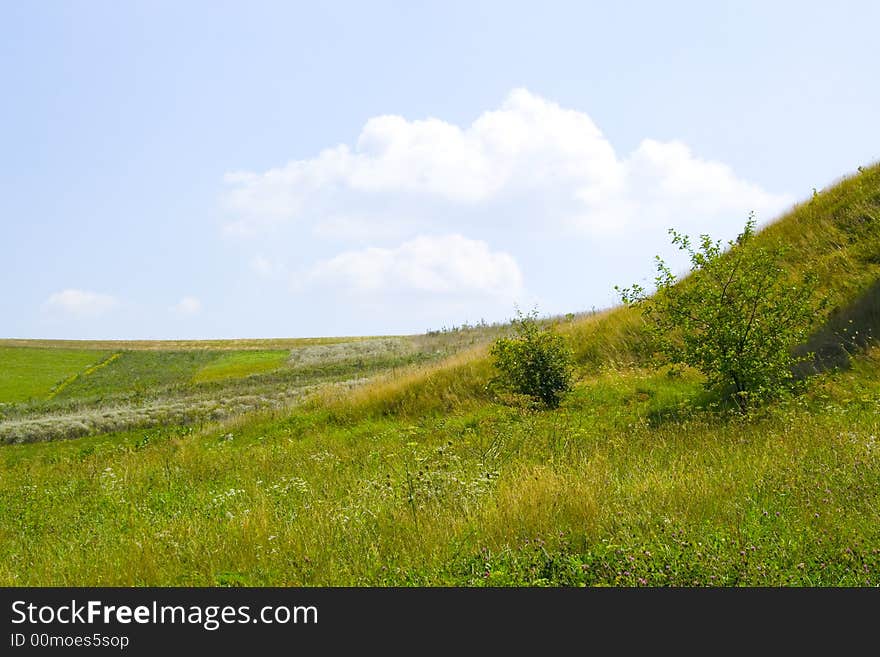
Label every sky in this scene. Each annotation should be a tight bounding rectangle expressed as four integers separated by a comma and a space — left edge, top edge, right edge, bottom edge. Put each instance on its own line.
1, 1, 878, 339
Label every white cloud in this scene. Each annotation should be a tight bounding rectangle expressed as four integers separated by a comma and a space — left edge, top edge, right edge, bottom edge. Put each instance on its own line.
250, 255, 288, 279
309, 234, 523, 299
221, 88, 792, 239
172, 296, 202, 315
311, 213, 424, 241
220, 89, 796, 330
42, 289, 117, 317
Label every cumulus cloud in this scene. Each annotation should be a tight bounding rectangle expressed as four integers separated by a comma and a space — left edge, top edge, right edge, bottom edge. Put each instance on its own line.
309, 234, 523, 299
220, 89, 796, 328
42, 289, 117, 317
172, 296, 202, 315
222, 88, 792, 239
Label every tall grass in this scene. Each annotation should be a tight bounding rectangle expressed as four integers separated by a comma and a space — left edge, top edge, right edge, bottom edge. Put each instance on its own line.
0, 354, 877, 585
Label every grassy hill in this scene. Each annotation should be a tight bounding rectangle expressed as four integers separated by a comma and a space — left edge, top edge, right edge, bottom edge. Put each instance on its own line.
0, 163, 878, 586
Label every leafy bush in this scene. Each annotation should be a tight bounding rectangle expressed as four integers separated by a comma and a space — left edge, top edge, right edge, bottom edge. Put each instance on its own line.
490, 310, 574, 408
617, 214, 824, 408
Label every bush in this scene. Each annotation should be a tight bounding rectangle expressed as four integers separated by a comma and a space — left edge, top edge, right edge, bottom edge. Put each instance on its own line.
617, 214, 824, 409
490, 310, 574, 408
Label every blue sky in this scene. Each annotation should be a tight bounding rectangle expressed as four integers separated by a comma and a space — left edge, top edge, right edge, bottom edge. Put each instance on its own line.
2, 1, 878, 339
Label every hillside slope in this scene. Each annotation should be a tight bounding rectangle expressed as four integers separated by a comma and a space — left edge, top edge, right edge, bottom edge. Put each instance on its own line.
321, 162, 880, 420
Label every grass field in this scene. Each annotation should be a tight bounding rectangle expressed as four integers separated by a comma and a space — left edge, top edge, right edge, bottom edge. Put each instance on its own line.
0, 328, 504, 444
0, 350, 876, 585
192, 350, 290, 383
0, 163, 878, 586
56, 350, 220, 400
0, 347, 108, 403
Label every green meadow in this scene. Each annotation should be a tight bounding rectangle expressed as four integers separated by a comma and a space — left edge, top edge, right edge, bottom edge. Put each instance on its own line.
0, 347, 107, 403
191, 351, 290, 383
0, 163, 878, 586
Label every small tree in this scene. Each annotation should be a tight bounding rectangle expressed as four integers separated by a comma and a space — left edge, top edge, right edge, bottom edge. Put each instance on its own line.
491, 309, 574, 408
617, 214, 823, 409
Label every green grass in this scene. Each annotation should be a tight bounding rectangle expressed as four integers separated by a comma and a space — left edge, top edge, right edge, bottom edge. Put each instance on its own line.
0, 347, 108, 403
0, 355, 876, 585
55, 350, 220, 401
192, 350, 289, 383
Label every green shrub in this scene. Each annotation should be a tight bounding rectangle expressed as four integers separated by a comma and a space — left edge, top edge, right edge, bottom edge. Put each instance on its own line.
617, 214, 824, 409
490, 310, 574, 408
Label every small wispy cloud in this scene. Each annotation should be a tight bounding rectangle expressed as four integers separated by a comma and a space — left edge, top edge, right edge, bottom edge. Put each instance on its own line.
42, 289, 117, 317
171, 296, 202, 315
250, 255, 287, 279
